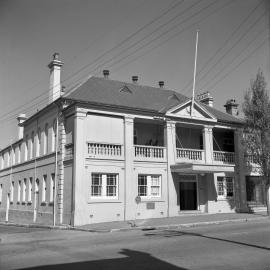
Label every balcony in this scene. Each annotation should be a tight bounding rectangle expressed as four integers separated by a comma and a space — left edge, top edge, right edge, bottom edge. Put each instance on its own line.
134, 145, 166, 162
87, 142, 123, 160
176, 148, 204, 163
213, 151, 235, 164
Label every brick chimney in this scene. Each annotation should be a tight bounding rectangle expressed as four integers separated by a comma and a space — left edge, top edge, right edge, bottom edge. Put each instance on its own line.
17, 113, 27, 140
103, 70, 109, 79
158, 81, 164, 88
197, 91, 213, 107
224, 99, 239, 117
132, 76, 138, 84
48, 53, 63, 104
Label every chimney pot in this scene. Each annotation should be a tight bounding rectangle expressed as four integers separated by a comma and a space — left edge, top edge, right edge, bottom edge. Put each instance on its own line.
103, 70, 109, 78
159, 81, 164, 88
132, 76, 138, 84
53, 52, 59, 60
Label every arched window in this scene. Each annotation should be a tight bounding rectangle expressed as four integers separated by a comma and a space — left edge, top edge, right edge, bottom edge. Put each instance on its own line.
25, 135, 29, 161
44, 123, 49, 155
52, 119, 57, 152
30, 131, 34, 159
36, 128, 41, 157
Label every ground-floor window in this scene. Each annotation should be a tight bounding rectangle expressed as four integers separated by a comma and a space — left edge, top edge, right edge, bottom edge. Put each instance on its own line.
217, 176, 234, 198
138, 174, 161, 198
91, 173, 118, 199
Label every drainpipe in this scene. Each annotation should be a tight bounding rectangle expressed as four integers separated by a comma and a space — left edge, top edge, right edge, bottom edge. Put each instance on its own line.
33, 119, 38, 223
5, 141, 13, 222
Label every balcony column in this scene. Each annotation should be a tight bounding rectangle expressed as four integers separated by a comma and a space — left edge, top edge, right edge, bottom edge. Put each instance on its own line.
124, 116, 134, 221
234, 128, 247, 211
164, 121, 176, 217
203, 126, 213, 163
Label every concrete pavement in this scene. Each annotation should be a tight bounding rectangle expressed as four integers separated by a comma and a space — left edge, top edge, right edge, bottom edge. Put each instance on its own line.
75, 212, 269, 232
1, 211, 267, 233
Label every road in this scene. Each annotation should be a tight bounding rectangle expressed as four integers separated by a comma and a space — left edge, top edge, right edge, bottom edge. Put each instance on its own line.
0, 220, 269, 270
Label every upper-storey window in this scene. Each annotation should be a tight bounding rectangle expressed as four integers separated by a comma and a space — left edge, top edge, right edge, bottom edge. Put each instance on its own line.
0, 153, 3, 169
12, 147, 15, 165
44, 123, 49, 155
17, 143, 21, 164
25, 135, 29, 161
30, 131, 34, 159
36, 128, 41, 157
52, 119, 56, 152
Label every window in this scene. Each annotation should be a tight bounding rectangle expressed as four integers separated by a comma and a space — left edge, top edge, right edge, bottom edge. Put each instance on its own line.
106, 174, 117, 197
28, 178, 32, 202
52, 119, 57, 152
0, 184, 2, 203
22, 179, 26, 202
12, 147, 15, 165
42, 175, 47, 202
35, 178, 39, 193
30, 131, 34, 159
217, 177, 234, 198
18, 181, 21, 202
10, 181, 14, 202
138, 175, 161, 198
49, 174, 55, 203
0, 153, 4, 169
36, 128, 41, 157
25, 135, 28, 161
44, 124, 49, 155
7, 150, 10, 167
18, 144, 21, 164
91, 173, 118, 199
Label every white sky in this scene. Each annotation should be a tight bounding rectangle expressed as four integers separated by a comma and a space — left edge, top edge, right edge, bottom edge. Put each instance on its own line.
0, 0, 269, 148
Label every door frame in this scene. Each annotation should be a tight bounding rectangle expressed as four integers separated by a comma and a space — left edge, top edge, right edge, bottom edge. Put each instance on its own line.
178, 174, 200, 211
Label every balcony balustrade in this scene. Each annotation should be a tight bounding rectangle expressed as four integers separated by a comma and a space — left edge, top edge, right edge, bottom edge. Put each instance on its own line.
87, 142, 123, 160
176, 148, 204, 163
134, 145, 166, 162
213, 151, 235, 164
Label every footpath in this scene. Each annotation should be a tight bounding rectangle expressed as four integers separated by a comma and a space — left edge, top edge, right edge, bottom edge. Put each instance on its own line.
76, 212, 269, 232
1, 212, 268, 233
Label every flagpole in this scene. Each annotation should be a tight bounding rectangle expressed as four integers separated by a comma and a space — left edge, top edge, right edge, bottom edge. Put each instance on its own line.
191, 30, 199, 116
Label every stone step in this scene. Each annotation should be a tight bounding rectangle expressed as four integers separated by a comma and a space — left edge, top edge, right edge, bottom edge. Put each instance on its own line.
248, 206, 267, 212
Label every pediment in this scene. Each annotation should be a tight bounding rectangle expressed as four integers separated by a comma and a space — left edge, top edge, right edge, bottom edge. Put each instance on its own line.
166, 99, 217, 122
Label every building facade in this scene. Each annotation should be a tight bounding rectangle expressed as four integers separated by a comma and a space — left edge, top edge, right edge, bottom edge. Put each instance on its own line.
0, 54, 265, 226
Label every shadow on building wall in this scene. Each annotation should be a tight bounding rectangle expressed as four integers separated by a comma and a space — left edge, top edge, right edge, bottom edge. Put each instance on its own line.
18, 249, 188, 270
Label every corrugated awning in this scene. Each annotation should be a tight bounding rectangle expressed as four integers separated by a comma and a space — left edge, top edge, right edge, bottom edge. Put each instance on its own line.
171, 163, 235, 173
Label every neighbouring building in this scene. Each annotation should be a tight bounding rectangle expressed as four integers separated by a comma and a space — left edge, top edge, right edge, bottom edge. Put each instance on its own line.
0, 54, 266, 226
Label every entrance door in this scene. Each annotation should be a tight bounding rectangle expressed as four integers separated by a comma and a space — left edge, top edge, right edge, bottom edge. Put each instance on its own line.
246, 176, 266, 205
180, 182, 197, 210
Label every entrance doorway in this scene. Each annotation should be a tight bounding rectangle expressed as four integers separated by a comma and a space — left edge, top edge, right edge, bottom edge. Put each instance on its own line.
179, 181, 197, 210
246, 176, 266, 205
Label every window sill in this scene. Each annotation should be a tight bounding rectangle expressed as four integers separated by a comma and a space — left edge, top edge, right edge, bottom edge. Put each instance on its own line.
88, 199, 122, 204
217, 196, 234, 201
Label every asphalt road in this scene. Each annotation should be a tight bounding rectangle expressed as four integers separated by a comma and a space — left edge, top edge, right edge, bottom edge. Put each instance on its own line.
0, 220, 270, 270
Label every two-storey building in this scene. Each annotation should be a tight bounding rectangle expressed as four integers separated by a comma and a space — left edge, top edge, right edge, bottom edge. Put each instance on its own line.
0, 53, 263, 226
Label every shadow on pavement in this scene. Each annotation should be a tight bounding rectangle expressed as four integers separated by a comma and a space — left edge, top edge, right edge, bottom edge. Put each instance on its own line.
18, 248, 188, 270
145, 230, 270, 251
